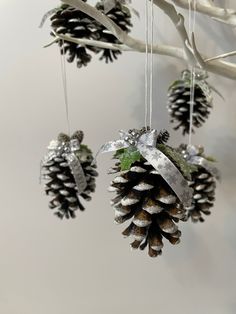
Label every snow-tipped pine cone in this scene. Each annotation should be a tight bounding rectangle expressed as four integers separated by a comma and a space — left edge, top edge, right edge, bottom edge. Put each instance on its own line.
50, 1, 132, 67
108, 129, 186, 257
42, 131, 98, 219
50, 2, 99, 68
167, 70, 213, 135
179, 144, 216, 223
94, 1, 132, 62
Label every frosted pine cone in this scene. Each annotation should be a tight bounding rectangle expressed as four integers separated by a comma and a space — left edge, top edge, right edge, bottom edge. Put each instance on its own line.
50, 1, 132, 67
95, 1, 132, 62
179, 144, 217, 223
42, 131, 98, 219
108, 129, 186, 257
167, 70, 213, 135
50, 2, 99, 68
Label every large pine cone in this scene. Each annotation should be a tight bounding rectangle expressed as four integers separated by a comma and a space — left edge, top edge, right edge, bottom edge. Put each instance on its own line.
179, 144, 216, 223
108, 158, 186, 258
95, 1, 132, 62
50, 2, 99, 68
167, 70, 213, 135
43, 131, 98, 219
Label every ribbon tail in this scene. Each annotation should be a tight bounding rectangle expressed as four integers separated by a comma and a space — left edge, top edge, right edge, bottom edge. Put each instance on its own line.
39, 8, 60, 28
66, 154, 87, 195
137, 144, 193, 207
190, 156, 221, 181
92, 139, 129, 165
102, 0, 116, 13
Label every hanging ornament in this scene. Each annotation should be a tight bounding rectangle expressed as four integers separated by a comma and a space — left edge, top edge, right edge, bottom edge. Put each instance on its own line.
178, 144, 220, 223
97, 127, 195, 257
50, 2, 99, 68
42, 131, 98, 219
167, 70, 213, 135
49, 0, 132, 67
94, 1, 132, 62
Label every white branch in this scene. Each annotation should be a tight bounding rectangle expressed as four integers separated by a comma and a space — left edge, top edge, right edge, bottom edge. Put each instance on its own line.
205, 50, 236, 62
60, 0, 236, 80
171, 0, 236, 26
51, 32, 185, 59
46, 32, 131, 51
153, 0, 196, 65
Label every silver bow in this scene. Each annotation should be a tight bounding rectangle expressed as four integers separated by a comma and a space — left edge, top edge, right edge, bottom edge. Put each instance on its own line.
42, 138, 87, 194
97, 129, 193, 207
186, 145, 221, 181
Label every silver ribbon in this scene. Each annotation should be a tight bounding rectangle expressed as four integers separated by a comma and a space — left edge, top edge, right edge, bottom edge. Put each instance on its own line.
181, 69, 212, 104
98, 129, 193, 207
43, 138, 87, 194
39, 8, 60, 28
102, 0, 139, 18
186, 145, 221, 181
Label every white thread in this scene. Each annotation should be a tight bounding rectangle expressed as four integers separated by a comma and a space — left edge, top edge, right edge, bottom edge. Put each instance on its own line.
188, 0, 196, 145
145, 0, 149, 130
188, 67, 195, 144
60, 40, 71, 135
149, 0, 154, 129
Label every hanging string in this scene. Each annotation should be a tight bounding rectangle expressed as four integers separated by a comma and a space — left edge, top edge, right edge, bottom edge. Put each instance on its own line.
144, 0, 149, 130
188, 0, 196, 145
59, 40, 71, 135
149, 0, 154, 129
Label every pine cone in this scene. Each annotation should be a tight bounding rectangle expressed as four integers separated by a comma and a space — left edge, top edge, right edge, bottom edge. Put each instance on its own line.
42, 131, 98, 219
108, 157, 186, 258
95, 1, 132, 62
50, 2, 99, 68
179, 144, 216, 223
167, 70, 213, 135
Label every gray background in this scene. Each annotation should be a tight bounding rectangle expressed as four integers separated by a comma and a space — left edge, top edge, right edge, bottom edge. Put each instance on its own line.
0, 0, 235, 313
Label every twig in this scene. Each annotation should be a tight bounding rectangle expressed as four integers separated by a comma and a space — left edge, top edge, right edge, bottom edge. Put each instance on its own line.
46, 33, 131, 51
153, 0, 196, 66
205, 50, 236, 62
171, 0, 236, 26
50, 32, 185, 59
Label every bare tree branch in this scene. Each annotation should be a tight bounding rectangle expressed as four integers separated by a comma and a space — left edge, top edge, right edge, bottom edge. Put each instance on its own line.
60, 0, 236, 80
171, 0, 236, 26
205, 51, 236, 62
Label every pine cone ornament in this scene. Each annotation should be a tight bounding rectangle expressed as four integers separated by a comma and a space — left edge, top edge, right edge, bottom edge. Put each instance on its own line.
167, 70, 213, 135
42, 131, 98, 219
49, 1, 132, 67
179, 144, 218, 223
95, 1, 132, 62
50, 2, 99, 68
108, 128, 190, 258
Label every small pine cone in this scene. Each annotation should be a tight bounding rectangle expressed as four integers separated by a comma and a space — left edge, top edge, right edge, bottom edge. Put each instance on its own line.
43, 131, 98, 219
50, 2, 99, 68
95, 1, 132, 62
108, 159, 186, 258
167, 70, 213, 135
179, 145, 216, 223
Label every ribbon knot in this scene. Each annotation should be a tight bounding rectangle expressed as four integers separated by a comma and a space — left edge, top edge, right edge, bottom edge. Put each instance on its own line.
96, 129, 193, 206
42, 138, 87, 195
185, 144, 221, 181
